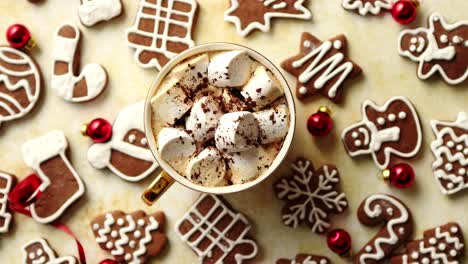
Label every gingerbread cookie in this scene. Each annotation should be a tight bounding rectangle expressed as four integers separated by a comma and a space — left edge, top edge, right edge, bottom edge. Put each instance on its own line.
398, 13, 468, 85
391, 222, 465, 264
52, 23, 107, 103
176, 194, 258, 263
277, 254, 331, 264
342, 96, 422, 170
0, 172, 15, 233
88, 101, 159, 182
281, 33, 362, 102
91, 210, 167, 264
126, 0, 198, 70
342, 0, 392, 16
22, 130, 85, 224
78, 0, 123, 27
354, 194, 413, 264
274, 158, 348, 234
0, 46, 42, 128
224, 0, 312, 37
23, 238, 77, 264
430, 112, 468, 195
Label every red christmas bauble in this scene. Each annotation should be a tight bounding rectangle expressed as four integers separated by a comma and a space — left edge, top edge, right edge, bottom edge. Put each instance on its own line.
307, 107, 333, 137
385, 163, 415, 189
392, 0, 418, 25
6, 24, 31, 49
99, 259, 117, 264
83, 118, 113, 143
327, 228, 352, 256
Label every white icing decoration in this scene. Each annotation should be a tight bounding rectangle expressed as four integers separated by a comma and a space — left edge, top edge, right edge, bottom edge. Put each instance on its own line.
125, 253, 132, 261
78, 0, 122, 27
175, 194, 258, 263
386, 207, 394, 215
411, 251, 419, 259
36, 249, 43, 256
398, 227, 405, 235
21, 130, 85, 224
456, 144, 463, 151
88, 101, 159, 182
22, 238, 77, 264
0, 172, 14, 233
342, 97, 422, 169
138, 219, 145, 226
29, 252, 35, 259
341, 0, 393, 16
140, 138, 148, 146
447, 183, 455, 189
125, 0, 198, 70
333, 40, 342, 49
128, 134, 136, 143
133, 217, 160, 261
96, 213, 115, 243
399, 111, 407, 120
106, 241, 113, 249
117, 218, 124, 226
224, 0, 311, 37
129, 240, 136, 248
92, 223, 100, 230
111, 230, 118, 238
355, 140, 362, 147
299, 86, 308, 95
0, 47, 41, 128
438, 243, 446, 251
352, 132, 358, 138
445, 163, 453, 171
409, 45, 417, 52
429, 237, 437, 245
388, 114, 396, 122
134, 230, 141, 238
451, 226, 459, 233
112, 215, 136, 255
365, 245, 372, 252
411, 37, 417, 44
377, 117, 385, 125
304, 40, 312, 48
291, 39, 355, 99
450, 249, 457, 256
447, 141, 455, 148
52, 23, 107, 102
453, 36, 463, 44
398, 13, 468, 85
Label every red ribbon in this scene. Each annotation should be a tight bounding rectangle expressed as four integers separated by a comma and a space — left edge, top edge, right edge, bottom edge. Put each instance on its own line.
8, 174, 87, 264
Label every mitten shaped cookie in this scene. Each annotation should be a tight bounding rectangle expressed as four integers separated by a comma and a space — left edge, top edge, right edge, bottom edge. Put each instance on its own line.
78, 0, 123, 27
87, 101, 159, 182
91, 210, 167, 264
22, 130, 85, 224
0, 172, 15, 233
23, 238, 77, 264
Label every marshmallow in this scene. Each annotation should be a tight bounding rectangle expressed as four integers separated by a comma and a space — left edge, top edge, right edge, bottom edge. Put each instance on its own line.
157, 127, 196, 162
186, 147, 226, 187
151, 78, 193, 126
253, 104, 290, 144
225, 145, 278, 184
241, 66, 284, 110
171, 54, 209, 93
221, 88, 250, 112
215, 111, 259, 153
186, 95, 223, 142
208, 50, 253, 87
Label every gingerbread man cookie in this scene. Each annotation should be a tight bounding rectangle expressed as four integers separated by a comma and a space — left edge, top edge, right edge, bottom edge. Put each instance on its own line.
398, 13, 468, 85
91, 210, 167, 264
430, 112, 468, 195
176, 194, 258, 264
0, 172, 15, 233
52, 23, 108, 103
78, 0, 123, 27
281, 33, 362, 102
224, 0, 312, 37
391, 222, 465, 264
0, 46, 42, 128
277, 254, 332, 264
22, 130, 85, 224
342, 96, 422, 170
342, 0, 393, 16
126, 0, 198, 70
274, 158, 348, 234
354, 194, 413, 264
23, 238, 77, 264
88, 101, 159, 182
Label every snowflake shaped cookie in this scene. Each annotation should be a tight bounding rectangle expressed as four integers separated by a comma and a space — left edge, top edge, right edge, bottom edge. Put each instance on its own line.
224, 0, 312, 37
274, 158, 348, 234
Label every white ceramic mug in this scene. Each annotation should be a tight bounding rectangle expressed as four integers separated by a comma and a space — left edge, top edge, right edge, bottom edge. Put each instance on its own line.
142, 43, 296, 205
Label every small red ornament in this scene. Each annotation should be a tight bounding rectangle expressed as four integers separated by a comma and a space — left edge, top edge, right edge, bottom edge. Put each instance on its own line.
383, 163, 415, 189
99, 259, 117, 264
81, 118, 113, 143
327, 228, 352, 256
6, 24, 36, 50
392, 0, 418, 25
307, 106, 333, 137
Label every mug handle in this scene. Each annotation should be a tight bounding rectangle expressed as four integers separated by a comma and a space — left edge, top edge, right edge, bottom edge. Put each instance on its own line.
141, 171, 175, 205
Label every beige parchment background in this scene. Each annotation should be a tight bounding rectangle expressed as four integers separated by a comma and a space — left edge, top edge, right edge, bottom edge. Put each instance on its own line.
0, 0, 467, 263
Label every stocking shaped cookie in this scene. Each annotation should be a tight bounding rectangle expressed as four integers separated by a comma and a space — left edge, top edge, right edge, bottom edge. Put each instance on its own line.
78, 0, 123, 27
342, 0, 393, 16
23, 238, 77, 264
22, 130, 85, 224
88, 101, 159, 182
277, 254, 331, 264
391, 223, 465, 264
126, 0, 198, 70
0, 172, 15, 233
224, 0, 312, 37
176, 194, 258, 264
0, 46, 42, 128
91, 210, 167, 264
398, 13, 468, 85
342, 96, 422, 170
430, 112, 468, 195
281, 33, 362, 102
52, 23, 107, 102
